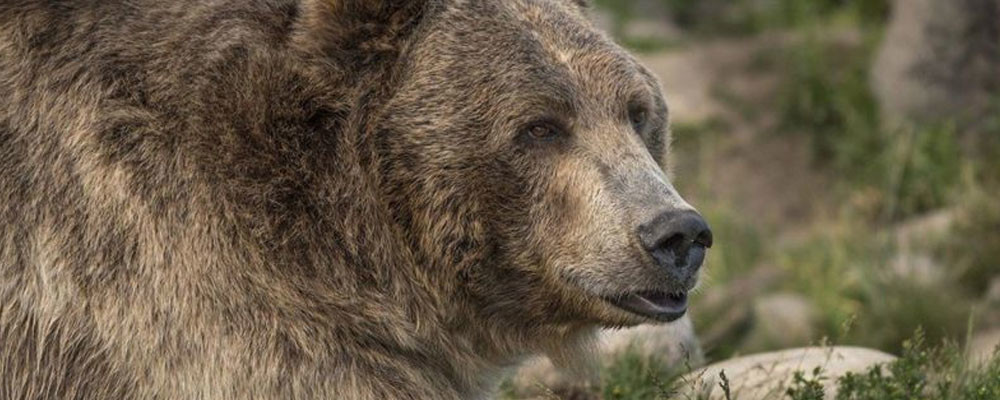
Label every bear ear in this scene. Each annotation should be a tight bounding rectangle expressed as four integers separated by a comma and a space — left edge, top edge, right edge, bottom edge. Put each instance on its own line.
293, 0, 430, 58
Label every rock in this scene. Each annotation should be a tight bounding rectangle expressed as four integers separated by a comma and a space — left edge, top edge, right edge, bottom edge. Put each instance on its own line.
985, 276, 1000, 304
872, 0, 1000, 126
893, 209, 956, 250
969, 329, 1000, 367
742, 293, 818, 351
888, 209, 954, 284
509, 315, 703, 397
888, 253, 945, 285
678, 347, 896, 400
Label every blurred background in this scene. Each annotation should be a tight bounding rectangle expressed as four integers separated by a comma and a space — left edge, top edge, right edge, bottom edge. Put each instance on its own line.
577, 0, 998, 397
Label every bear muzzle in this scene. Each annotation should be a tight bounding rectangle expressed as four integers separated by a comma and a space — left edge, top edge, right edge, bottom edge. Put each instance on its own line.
602, 209, 712, 322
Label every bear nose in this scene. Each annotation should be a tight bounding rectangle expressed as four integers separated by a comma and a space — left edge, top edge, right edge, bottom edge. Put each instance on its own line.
637, 210, 713, 268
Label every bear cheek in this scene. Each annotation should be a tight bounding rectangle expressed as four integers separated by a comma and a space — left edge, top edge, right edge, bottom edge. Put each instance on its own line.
537, 160, 631, 279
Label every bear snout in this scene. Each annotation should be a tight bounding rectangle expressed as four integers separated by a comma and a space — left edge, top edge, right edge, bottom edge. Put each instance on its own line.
637, 209, 713, 279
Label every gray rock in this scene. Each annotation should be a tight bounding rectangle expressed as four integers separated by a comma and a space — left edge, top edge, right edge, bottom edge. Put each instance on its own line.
678, 346, 896, 400
742, 293, 817, 351
969, 329, 1000, 367
872, 0, 1000, 126
888, 253, 945, 285
985, 276, 1000, 304
892, 209, 956, 250
885, 209, 955, 284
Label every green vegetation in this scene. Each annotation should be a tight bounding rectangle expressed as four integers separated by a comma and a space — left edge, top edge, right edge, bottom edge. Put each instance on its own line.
785, 368, 826, 400
601, 347, 678, 400
786, 332, 1000, 400
594, 333, 1000, 400
936, 105, 1000, 297
775, 30, 962, 220
938, 191, 1000, 296
770, 225, 975, 354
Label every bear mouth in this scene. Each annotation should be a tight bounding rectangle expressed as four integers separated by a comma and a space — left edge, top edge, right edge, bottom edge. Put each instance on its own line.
604, 290, 688, 322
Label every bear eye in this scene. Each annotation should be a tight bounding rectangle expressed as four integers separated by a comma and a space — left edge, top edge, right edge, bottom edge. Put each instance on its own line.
628, 107, 648, 132
521, 121, 564, 142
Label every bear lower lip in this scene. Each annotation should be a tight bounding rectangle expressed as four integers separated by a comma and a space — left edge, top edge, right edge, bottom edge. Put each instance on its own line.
605, 290, 688, 322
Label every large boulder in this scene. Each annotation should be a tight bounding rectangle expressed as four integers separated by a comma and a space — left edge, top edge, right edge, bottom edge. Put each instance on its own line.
678, 347, 896, 400
872, 0, 1000, 126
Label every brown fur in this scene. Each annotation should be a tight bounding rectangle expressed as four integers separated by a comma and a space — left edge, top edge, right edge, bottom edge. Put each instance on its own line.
0, 0, 702, 398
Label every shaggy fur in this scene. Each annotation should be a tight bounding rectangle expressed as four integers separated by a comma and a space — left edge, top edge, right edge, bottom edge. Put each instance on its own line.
0, 0, 704, 398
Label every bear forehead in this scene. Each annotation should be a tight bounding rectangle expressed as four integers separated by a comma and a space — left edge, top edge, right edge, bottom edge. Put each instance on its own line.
412, 0, 656, 121
431, 0, 636, 75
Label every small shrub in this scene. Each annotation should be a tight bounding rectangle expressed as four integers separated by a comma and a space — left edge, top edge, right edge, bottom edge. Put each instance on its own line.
786, 367, 827, 400
601, 346, 678, 400
937, 191, 1000, 296
885, 122, 962, 218
835, 335, 930, 399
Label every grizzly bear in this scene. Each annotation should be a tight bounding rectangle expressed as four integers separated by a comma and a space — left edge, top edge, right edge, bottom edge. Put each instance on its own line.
0, 0, 712, 398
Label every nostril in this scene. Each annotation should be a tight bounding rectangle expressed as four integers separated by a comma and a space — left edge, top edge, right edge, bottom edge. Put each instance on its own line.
695, 228, 713, 248
658, 233, 686, 254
